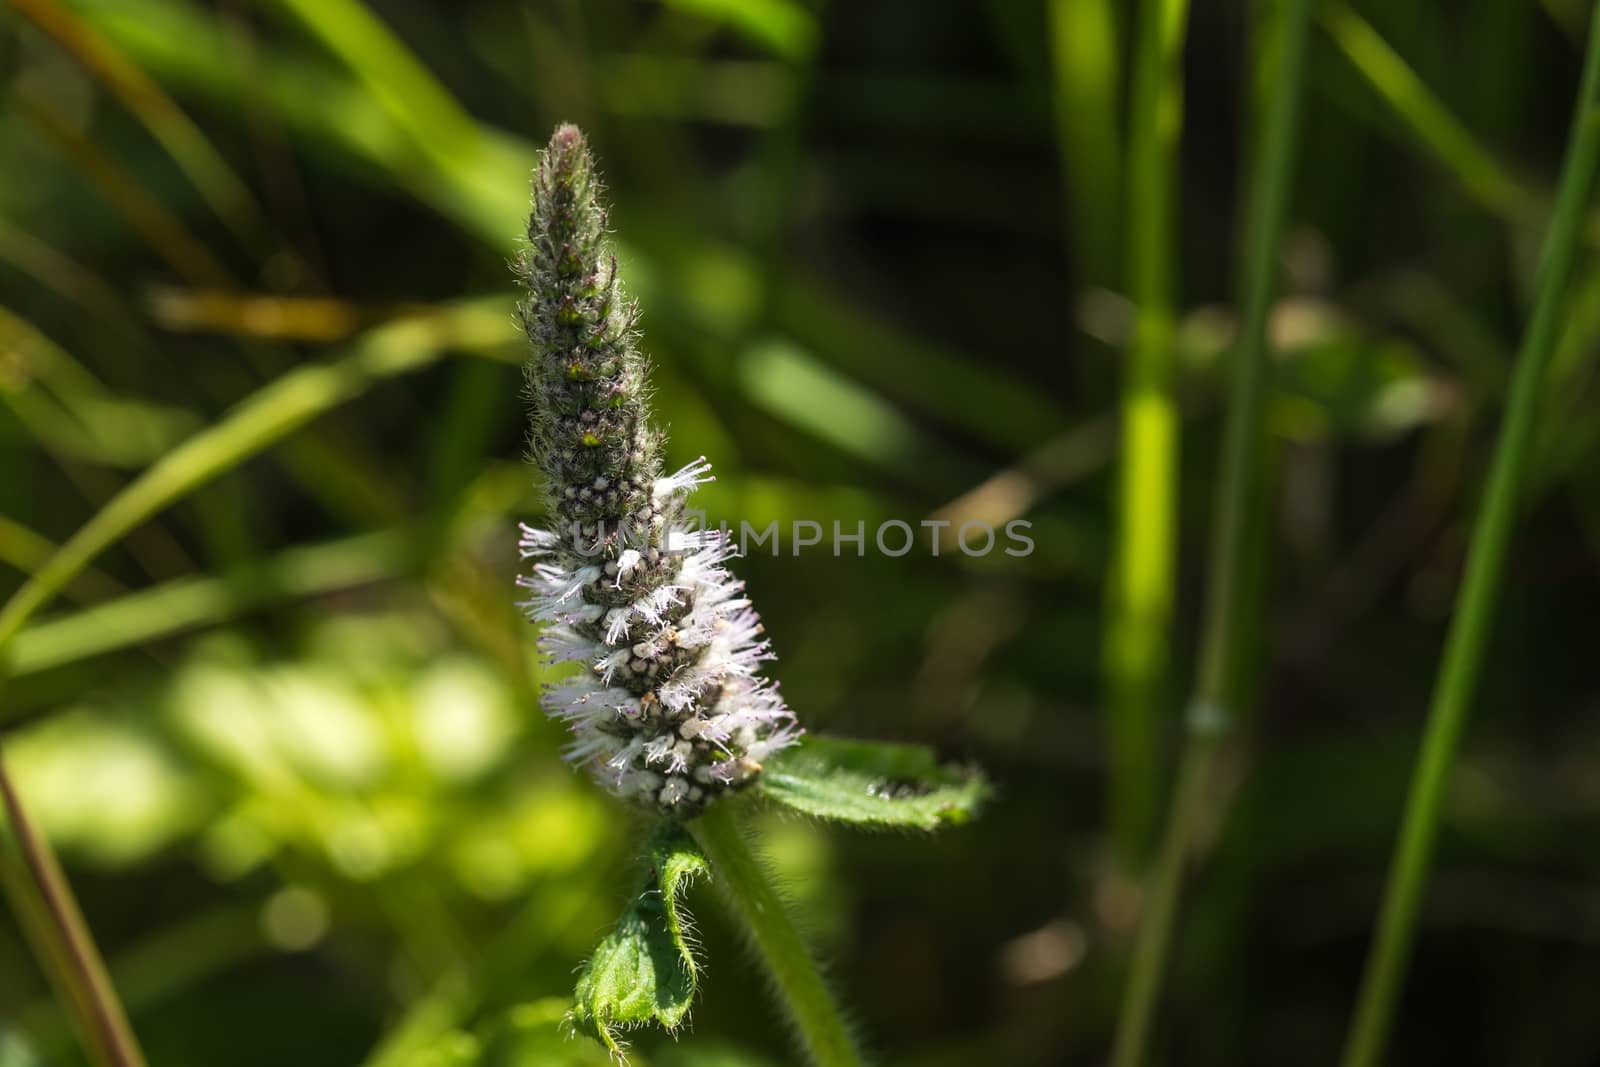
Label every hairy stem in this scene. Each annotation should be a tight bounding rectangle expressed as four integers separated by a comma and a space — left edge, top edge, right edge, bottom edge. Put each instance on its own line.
0, 748, 148, 1067
1339, 10, 1600, 1067
1110, 0, 1314, 1062
691, 802, 864, 1067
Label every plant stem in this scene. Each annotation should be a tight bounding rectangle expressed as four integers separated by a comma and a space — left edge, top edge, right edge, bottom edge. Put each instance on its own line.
1104, 0, 1190, 871
1047, 0, 1123, 287
1110, 0, 1313, 1062
691, 802, 864, 1067
0, 748, 148, 1067
1339, 10, 1600, 1067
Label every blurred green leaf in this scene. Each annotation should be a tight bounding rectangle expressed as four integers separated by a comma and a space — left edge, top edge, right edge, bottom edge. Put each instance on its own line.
480, 998, 612, 1067
758, 735, 988, 830
7, 707, 206, 867
738, 338, 987, 493
0, 305, 200, 467
1272, 327, 1448, 443
389, 1030, 480, 1067
0, 1029, 42, 1067
663, 0, 819, 63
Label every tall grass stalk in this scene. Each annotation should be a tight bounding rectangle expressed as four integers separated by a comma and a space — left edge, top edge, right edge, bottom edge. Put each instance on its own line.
1339, 9, 1600, 1066
0, 754, 148, 1067
1110, 0, 1313, 1061
1048, 0, 1123, 286
1105, 0, 1190, 871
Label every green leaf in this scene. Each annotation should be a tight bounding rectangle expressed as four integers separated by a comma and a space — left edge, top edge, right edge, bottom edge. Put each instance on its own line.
757, 735, 988, 830
569, 822, 708, 1056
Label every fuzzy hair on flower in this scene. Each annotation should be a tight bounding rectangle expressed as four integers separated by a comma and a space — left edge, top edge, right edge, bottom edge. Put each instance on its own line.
515, 124, 800, 817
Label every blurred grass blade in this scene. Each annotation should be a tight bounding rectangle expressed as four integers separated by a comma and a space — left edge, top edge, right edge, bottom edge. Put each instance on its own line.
1318, 1, 1537, 224
146, 288, 425, 341
6, 0, 272, 256
0, 832, 100, 1058
270, 0, 477, 150
0, 306, 201, 467
595, 55, 795, 127
663, 0, 819, 63
1533, 262, 1600, 491
0, 515, 124, 606
1105, 0, 1190, 871
5, 529, 413, 680
85, 0, 1063, 467
0, 220, 151, 346
1339, 9, 1600, 1067
1048, 0, 1122, 285
12, 92, 231, 287
0, 303, 509, 659
267, 0, 520, 228
738, 338, 989, 494
17, 905, 266, 1060
1112, 0, 1314, 1061
771, 275, 1069, 453
0, 753, 148, 1067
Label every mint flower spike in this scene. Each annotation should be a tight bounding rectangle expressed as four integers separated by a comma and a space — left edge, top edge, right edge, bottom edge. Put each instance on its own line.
516, 124, 801, 818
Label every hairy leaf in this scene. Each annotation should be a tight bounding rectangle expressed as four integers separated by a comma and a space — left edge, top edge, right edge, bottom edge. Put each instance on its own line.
757, 734, 987, 830
569, 822, 707, 1056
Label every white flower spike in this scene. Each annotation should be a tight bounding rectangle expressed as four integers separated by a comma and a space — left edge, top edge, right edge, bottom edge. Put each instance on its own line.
516, 125, 800, 817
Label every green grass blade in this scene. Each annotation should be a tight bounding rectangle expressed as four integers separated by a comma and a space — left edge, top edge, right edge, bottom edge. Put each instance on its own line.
0, 304, 508, 661
1104, 0, 1190, 871
662, 0, 819, 63
1338, 9, 1600, 1067
5, 529, 412, 680
12, 91, 232, 287
0, 755, 149, 1067
1318, 1, 1537, 224
1111, 0, 1315, 1061
1048, 0, 1123, 285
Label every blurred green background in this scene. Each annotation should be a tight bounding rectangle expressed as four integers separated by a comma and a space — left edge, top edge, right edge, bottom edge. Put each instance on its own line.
2, 0, 1599, 1064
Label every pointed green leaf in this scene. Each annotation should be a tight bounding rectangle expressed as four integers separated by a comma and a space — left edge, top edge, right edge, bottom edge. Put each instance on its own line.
757, 734, 988, 830
569, 822, 708, 1056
